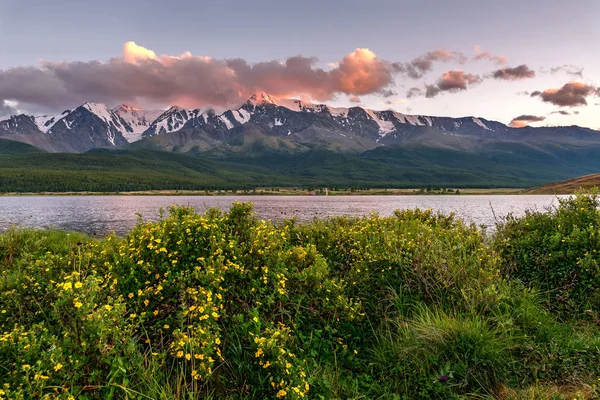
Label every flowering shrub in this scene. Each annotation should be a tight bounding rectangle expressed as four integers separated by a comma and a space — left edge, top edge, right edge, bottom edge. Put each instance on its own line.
0, 202, 599, 399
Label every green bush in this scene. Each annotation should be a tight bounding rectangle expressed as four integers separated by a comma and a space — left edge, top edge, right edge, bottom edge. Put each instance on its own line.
494, 192, 600, 317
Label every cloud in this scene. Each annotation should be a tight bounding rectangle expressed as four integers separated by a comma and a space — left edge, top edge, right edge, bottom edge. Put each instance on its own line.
473, 45, 506, 65
395, 49, 466, 79
406, 87, 424, 98
348, 95, 361, 103
0, 100, 19, 118
549, 110, 570, 115
492, 64, 536, 80
550, 64, 584, 78
425, 70, 482, 98
384, 98, 408, 105
531, 81, 599, 107
0, 42, 400, 113
509, 114, 545, 128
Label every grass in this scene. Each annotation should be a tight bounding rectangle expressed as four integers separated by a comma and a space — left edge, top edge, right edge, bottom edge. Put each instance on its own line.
1, 197, 599, 399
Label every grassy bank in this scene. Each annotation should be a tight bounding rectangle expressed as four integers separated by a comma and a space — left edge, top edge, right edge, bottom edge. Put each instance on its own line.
1, 195, 600, 399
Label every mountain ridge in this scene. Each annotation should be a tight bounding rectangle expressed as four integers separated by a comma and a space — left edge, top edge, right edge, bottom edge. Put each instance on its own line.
2, 93, 598, 154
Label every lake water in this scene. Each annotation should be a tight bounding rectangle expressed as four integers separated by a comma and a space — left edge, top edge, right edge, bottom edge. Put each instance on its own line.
0, 195, 566, 236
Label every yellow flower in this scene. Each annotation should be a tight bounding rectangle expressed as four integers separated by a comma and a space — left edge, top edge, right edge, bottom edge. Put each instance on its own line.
128, 293, 134, 298
253, 316, 259, 323
74, 282, 83, 289
74, 301, 83, 308
185, 353, 191, 360
63, 282, 72, 290
276, 389, 287, 398
163, 324, 170, 329
130, 313, 137, 319
176, 351, 184, 358
104, 305, 113, 311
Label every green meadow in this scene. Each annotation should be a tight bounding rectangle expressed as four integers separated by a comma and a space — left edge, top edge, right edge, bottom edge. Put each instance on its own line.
1, 194, 600, 399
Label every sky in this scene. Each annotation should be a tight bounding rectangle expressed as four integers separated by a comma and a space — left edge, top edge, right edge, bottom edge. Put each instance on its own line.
0, 0, 599, 129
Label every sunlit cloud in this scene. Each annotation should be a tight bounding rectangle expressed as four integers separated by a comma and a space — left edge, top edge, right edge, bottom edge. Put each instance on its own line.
473, 45, 506, 65
424, 70, 482, 98
531, 81, 599, 107
0, 42, 399, 114
509, 114, 545, 128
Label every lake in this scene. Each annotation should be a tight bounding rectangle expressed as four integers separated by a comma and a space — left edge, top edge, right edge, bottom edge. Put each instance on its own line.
0, 195, 566, 236
0, 195, 558, 235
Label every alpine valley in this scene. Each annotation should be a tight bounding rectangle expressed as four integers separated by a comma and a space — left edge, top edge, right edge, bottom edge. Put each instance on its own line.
1, 93, 600, 191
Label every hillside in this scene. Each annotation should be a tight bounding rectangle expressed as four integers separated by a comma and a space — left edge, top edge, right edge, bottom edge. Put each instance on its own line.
1, 144, 598, 192
526, 172, 600, 194
0, 138, 46, 154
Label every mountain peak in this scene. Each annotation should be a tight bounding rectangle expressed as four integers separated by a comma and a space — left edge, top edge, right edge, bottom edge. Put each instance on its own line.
113, 104, 144, 113
166, 105, 186, 113
247, 92, 278, 106
80, 102, 113, 117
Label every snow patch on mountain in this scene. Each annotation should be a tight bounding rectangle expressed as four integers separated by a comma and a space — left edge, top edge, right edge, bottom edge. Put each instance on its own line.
365, 110, 395, 134
113, 105, 163, 142
472, 117, 492, 131
219, 115, 234, 130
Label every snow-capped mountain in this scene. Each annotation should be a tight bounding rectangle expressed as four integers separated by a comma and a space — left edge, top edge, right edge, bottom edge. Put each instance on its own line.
1, 93, 600, 153
113, 105, 163, 143
142, 106, 204, 138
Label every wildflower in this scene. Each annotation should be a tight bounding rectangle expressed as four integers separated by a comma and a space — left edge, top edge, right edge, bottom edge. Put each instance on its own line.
130, 313, 137, 319
104, 305, 112, 311
74, 300, 83, 308
74, 282, 83, 289
163, 324, 170, 329
276, 389, 287, 398
63, 282, 72, 290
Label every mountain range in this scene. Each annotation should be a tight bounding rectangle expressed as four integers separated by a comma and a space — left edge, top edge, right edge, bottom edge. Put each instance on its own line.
2, 93, 599, 154
1, 93, 600, 190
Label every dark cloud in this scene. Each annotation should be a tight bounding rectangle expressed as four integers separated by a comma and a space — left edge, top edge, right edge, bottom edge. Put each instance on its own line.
395, 49, 466, 79
0, 42, 400, 113
549, 110, 570, 115
550, 65, 584, 78
531, 81, 599, 107
492, 64, 536, 80
406, 87, 424, 98
425, 70, 482, 98
509, 114, 545, 128
472, 45, 506, 65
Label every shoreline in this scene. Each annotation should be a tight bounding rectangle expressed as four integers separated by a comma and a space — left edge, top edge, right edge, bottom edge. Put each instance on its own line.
0, 188, 526, 196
